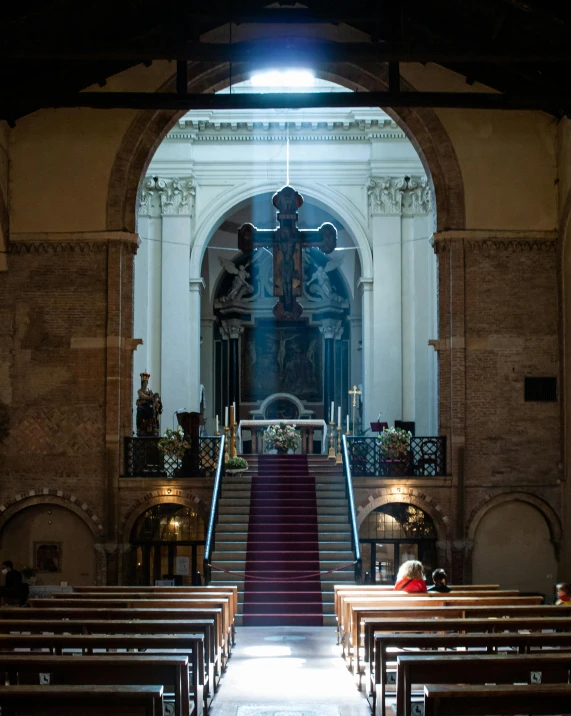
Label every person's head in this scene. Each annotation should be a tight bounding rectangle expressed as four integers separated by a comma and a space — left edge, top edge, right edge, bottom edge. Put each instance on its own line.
556, 582, 571, 599
397, 560, 425, 582
432, 568, 448, 585
2, 560, 13, 574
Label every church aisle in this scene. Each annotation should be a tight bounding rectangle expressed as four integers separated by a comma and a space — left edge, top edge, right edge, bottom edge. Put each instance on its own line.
210, 626, 371, 716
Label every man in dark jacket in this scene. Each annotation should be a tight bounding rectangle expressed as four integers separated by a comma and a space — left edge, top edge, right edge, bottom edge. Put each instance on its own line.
427, 568, 452, 593
2, 560, 28, 605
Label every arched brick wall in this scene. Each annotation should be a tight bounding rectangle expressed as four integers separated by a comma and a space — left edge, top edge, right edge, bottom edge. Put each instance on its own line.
106, 61, 465, 235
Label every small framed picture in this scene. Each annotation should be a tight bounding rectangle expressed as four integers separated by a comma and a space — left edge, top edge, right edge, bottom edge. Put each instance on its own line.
34, 542, 62, 573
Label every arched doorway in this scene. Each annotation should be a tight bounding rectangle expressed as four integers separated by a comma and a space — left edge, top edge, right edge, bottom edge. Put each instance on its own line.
130, 504, 205, 585
359, 502, 437, 584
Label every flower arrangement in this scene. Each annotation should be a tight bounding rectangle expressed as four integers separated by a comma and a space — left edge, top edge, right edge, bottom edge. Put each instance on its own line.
225, 456, 248, 471
263, 422, 300, 454
21, 566, 36, 580
378, 427, 412, 459
158, 427, 192, 459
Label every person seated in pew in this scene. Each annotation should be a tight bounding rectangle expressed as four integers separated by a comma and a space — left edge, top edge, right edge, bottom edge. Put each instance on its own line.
555, 582, 571, 605
427, 568, 451, 593
394, 560, 427, 593
1, 560, 28, 606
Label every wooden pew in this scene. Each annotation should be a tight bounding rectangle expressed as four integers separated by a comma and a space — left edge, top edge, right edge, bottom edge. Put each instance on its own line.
363, 614, 571, 692
0, 632, 205, 716
0, 619, 217, 699
73, 586, 239, 620
374, 631, 571, 716
29, 598, 233, 663
341, 595, 544, 668
0, 655, 188, 716
333, 585, 501, 618
397, 652, 571, 716
0, 684, 163, 716
360, 603, 571, 681
423, 683, 571, 716
0, 606, 224, 685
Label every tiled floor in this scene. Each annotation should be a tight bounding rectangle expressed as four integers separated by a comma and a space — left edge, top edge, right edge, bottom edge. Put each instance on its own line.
210, 626, 371, 716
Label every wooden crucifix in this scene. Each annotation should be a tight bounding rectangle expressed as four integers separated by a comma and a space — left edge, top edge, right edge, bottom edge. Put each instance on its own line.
238, 185, 337, 319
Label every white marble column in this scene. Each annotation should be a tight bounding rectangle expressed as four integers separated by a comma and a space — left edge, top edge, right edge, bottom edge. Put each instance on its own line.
367, 176, 404, 428
200, 317, 216, 433
189, 279, 205, 412
359, 278, 374, 428
157, 178, 196, 426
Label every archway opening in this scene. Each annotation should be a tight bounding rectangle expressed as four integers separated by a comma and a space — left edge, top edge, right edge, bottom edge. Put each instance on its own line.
133, 71, 438, 442
0, 503, 96, 587
130, 503, 205, 586
359, 502, 437, 584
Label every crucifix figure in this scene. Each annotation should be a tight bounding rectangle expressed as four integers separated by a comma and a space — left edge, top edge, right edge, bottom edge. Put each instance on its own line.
348, 384, 362, 435
238, 185, 337, 319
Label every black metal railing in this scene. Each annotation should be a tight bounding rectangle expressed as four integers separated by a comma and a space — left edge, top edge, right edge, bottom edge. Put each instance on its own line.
123, 436, 222, 478
346, 436, 447, 477
203, 434, 226, 585
342, 435, 362, 583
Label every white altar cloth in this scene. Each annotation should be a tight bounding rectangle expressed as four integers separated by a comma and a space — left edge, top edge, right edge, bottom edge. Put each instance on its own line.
237, 419, 328, 455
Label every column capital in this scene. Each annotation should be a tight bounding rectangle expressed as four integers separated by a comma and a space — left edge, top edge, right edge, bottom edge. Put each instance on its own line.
220, 318, 244, 341
320, 318, 343, 340
189, 277, 205, 293
359, 277, 374, 293
367, 175, 432, 216
138, 176, 196, 217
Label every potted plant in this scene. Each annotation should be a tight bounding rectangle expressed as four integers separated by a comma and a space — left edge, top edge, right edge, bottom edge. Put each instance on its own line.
157, 427, 192, 460
225, 456, 249, 475
378, 426, 412, 459
378, 427, 412, 476
263, 422, 300, 454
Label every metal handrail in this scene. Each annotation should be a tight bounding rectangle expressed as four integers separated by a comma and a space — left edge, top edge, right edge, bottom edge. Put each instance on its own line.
342, 434, 362, 583
202, 434, 225, 585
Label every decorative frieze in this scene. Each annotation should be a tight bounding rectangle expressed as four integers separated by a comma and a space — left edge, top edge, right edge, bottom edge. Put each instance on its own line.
367, 175, 432, 216
138, 177, 196, 217
8, 231, 139, 255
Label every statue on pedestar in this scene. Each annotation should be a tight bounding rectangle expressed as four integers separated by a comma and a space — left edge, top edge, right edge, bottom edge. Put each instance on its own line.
136, 372, 162, 436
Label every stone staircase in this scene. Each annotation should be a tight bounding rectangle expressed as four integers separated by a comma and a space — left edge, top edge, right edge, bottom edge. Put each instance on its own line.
210, 454, 356, 625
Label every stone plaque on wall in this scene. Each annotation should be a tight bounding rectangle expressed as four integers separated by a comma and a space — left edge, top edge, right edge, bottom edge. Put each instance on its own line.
241, 322, 322, 402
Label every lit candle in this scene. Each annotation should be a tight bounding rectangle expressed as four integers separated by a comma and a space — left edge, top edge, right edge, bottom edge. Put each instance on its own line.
216, 415, 219, 434
233, 401, 236, 415
330, 402, 334, 423
338, 406, 341, 427
224, 406, 228, 427
346, 415, 349, 433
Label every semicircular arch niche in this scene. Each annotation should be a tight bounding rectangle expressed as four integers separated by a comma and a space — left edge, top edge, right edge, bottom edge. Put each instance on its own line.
359, 502, 438, 584
471, 499, 557, 595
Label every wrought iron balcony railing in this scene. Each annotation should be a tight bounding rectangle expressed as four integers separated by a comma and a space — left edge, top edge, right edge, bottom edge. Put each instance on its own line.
346, 435, 447, 477
123, 436, 221, 478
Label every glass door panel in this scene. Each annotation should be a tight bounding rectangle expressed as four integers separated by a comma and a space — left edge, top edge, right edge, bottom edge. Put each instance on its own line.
375, 543, 395, 584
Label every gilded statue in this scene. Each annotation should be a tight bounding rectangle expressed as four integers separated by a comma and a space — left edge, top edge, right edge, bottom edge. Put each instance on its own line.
136, 372, 162, 436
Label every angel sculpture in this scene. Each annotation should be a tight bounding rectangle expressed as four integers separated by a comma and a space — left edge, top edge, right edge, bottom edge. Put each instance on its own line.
306, 255, 344, 301
218, 257, 254, 302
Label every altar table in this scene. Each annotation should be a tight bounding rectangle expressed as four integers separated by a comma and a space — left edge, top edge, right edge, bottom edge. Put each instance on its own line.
237, 419, 328, 455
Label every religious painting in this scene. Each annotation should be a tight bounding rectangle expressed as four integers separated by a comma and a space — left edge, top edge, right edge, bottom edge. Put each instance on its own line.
241, 322, 322, 403
34, 542, 62, 573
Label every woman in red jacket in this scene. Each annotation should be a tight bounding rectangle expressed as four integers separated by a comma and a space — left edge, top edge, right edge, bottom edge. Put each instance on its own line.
394, 559, 427, 593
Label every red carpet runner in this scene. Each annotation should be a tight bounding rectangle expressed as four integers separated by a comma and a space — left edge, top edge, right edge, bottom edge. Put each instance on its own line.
242, 454, 323, 626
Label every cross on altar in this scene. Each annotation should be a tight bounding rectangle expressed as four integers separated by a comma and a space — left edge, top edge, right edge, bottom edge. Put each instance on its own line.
348, 384, 362, 435
238, 185, 337, 319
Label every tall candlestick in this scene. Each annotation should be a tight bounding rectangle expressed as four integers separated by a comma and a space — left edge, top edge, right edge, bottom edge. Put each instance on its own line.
224, 406, 228, 427
338, 406, 341, 427
330, 401, 334, 423
215, 415, 219, 434
346, 415, 349, 434
232, 401, 236, 416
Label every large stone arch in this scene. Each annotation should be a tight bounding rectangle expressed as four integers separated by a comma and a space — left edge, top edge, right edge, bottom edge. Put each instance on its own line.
0, 490, 103, 541
106, 61, 465, 235
356, 486, 451, 543
121, 489, 210, 544
466, 491, 562, 552
189, 179, 373, 281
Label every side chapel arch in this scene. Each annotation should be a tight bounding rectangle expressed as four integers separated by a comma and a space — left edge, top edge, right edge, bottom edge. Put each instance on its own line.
106, 62, 465, 235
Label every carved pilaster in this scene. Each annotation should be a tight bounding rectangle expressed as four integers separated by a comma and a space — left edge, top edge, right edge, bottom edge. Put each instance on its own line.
320, 318, 344, 341
138, 176, 196, 217
220, 318, 244, 341
367, 175, 432, 216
